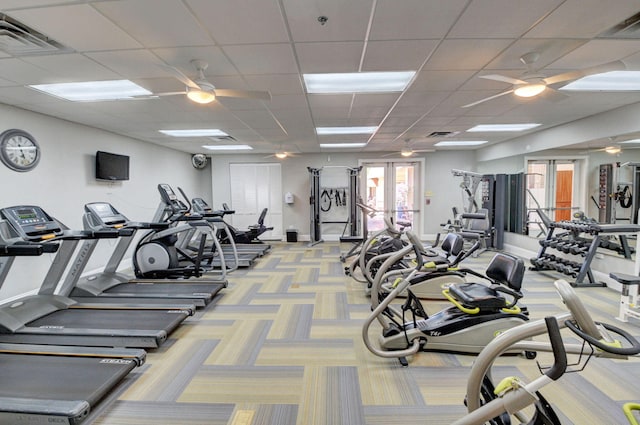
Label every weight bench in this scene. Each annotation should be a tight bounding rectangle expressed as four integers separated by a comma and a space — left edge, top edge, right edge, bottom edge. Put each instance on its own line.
609, 272, 640, 322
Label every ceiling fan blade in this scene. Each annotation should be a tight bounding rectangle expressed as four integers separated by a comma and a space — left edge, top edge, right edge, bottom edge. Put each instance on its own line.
153, 91, 186, 97
214, 89, 272, 101
160, 64, 201, 89
539, 87, 569, 103
479, 74, 528, 85
543, 60, 626, 85
462, 89, 515, 108
381, 152, 402, 157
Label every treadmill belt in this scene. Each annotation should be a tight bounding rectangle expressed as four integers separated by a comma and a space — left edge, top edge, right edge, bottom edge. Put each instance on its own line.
105, 282, 224, 297
28, 309, 184, 331
0, 354, 134, 405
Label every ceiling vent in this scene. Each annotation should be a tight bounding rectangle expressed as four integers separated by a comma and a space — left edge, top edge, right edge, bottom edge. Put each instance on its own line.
209, 136, 237, 142
0, 14, 70, 56
598, 11, 640, 39
426, 131, 460, 138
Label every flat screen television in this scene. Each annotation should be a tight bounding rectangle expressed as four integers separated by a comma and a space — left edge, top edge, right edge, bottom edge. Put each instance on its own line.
95, 151, 130, 181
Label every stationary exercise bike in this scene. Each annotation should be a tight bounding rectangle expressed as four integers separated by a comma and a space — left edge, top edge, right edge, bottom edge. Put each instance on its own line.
363, 230, 531, 366
454, 279, 640, 425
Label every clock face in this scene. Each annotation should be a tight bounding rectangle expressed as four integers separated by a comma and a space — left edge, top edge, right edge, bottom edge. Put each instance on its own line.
0, 129, 40, 172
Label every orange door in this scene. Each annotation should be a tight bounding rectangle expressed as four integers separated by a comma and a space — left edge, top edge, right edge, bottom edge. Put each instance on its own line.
555, 170, 573, 221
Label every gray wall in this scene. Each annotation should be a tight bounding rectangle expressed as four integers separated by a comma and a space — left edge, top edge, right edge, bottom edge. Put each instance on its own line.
0, 103, 210, 300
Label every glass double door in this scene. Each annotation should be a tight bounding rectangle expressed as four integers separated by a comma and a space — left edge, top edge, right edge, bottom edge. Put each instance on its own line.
362, 161, 420, 234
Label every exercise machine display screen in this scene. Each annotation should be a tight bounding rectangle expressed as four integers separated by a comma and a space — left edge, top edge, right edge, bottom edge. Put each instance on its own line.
0, 205, 62, 239
85, 202, 127, 226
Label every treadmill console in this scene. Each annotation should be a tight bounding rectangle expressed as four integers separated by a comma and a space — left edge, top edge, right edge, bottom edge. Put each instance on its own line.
192, 198, 211, 213
157, 183, 188, 213
0, 206, 63, 240
85, 202, 128, 226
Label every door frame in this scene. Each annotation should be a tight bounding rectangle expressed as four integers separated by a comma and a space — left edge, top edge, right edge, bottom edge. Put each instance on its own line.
359, 157, 425, 237
524, 155, 588, 222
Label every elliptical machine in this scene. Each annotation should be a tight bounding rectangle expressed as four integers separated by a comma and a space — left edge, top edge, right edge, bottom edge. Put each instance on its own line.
133, 184, 228, 279
363, 230, 531, 366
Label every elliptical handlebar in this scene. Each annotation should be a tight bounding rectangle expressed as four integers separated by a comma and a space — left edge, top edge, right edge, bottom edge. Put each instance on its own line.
544, 316, 567, 381
452, 317, 568, 425
565, 320, 640, 356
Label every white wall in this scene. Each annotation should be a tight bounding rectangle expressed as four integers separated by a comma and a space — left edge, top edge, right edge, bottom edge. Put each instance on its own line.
0, 104, 211, 300
210, 150, 478, 239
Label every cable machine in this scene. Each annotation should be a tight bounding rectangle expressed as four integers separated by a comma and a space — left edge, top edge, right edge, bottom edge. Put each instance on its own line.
308, 166, 362, 246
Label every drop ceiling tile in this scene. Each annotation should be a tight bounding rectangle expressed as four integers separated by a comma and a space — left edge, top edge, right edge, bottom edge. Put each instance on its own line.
370, 0, 467, 40
152, 47, 238, 75
223, 44, 298, 74
9, 4, 142, 51
449, 0, 563, 38
548, 39, 640, 69
187, 0, 288, 44
242, 74, 305, 95
86, 51, 169, 79
526, 0, 640, 38
94, 0, 212, 48
267, 94, 309, 110
409, 70, 477, 91
0, 58, 63, 85
425, 39, 514, 71
22, 54, 120, 81
283, 0, 372, 42
362, 40, 439, 71
352, 93, 399, 108
295, 42, 363, 73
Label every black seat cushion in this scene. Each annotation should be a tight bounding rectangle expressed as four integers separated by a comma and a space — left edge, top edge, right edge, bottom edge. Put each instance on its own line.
485, 253, 525, 291
448, 252, 524, 312
449, 283, 506, 311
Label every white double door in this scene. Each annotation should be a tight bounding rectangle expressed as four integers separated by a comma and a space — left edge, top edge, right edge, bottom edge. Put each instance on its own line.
229, 163, 282, 240
360, 160, 422, 235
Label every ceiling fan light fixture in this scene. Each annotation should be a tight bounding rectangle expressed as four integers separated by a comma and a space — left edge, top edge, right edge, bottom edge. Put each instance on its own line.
605, 145, 621, 154
275, 152, 288, 159
514, 83, 546, 98
400, 149, 413, 157
186, 87, 215, 104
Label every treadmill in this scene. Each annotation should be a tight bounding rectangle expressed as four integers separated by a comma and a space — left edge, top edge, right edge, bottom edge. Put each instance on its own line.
0, 205, 189, 348
0, 240, 146, 424
64, 202, 226, 309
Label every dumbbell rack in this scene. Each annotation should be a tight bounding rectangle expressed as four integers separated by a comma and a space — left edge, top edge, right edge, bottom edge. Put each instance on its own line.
530, 221, 640, 287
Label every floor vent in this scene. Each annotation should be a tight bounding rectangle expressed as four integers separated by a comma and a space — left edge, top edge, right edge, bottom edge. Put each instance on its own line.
598, 11, 640, 39
0, 14, 71, 56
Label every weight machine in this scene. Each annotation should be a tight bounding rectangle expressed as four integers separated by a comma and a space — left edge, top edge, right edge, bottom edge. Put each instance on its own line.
597, 162, 637, 224
308, 166, 362, 246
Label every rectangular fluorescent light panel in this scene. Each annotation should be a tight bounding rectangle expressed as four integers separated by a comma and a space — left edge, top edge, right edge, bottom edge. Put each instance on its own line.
467, 123, 541, 132
316, 126, 378, 135
29, 80, 151, 101
304, 72, 415, 93
621, 139, 640, 144
202, 145, 252, 151
560, 71, 640, 91
160, 129, 228, 137
319, 143, 367, 148
435, 140, 488, 147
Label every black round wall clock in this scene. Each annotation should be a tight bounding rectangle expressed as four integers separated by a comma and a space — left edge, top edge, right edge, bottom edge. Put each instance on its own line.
0, 129, 41, 172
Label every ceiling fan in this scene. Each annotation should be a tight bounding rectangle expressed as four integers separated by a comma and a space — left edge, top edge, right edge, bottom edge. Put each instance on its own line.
159, 59, 271, 104
382, 140, 435, 157
263, 145, 300, 159
264, 151, 299, 159
462, 52, 626, 108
